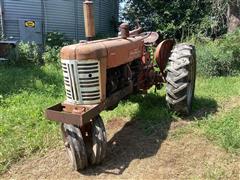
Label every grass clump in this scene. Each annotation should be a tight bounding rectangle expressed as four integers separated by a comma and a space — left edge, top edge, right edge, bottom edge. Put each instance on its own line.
201, 107, 240, 152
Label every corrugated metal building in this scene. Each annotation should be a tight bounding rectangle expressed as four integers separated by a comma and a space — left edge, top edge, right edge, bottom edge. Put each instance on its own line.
0, 0, 119, 44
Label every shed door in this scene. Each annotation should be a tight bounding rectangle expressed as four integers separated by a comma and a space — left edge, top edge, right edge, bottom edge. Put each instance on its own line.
19, 19, 43, 44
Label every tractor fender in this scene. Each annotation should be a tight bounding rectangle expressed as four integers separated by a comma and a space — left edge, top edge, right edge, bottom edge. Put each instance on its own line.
154, 39, 175, 73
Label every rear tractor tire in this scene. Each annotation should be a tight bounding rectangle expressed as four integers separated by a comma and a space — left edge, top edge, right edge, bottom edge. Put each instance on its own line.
166, 44, 196, 115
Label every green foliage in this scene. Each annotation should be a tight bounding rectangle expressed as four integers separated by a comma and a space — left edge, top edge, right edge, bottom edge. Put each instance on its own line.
17, 42, 42, 64
46, 32, 65, 47
122, 0, 228, 39
196, 29, 240, 76
16, 42, 61, 65
42, 46, 61, 64
202, 107, 240, 152
0, 64, 64, 174
43, 32, 73, 64
15, 32, 69, 65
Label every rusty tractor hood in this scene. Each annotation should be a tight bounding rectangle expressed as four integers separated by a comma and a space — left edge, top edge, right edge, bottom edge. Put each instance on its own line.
61, 35, 145, 69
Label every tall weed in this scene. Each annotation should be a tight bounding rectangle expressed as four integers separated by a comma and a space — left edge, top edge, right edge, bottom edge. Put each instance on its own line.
196, 29, 240, 76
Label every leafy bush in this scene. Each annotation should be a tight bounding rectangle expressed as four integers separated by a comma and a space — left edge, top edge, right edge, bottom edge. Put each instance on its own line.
42, 46, 61, 64
43, 32, 73, 64
15, 32, 69, 65
196, 29, 240, 76
17, 42, 42, 64
122, 0, 224, 40
46, 32, 65, 47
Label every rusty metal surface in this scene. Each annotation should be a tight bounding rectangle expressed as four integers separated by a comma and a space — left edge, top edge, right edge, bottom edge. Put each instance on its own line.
129, 21, 143, 36
154, 39, 175, 73
45, 83, 133, 126
0, 41, 18, 61
45, 103, 84, 126
141, 32, 159, 45
61, 36, 145, 69
129, 27, 143, 36
83, 0, 95, 39
119, 23, 130, 39
45, 103, 105, 127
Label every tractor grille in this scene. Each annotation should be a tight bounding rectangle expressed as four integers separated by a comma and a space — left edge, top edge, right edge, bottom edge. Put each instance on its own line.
62, 60, 101, 105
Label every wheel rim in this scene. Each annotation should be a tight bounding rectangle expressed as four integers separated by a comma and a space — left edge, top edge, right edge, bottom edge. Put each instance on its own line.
186, 55, 196, 108
187, 80, 193, 107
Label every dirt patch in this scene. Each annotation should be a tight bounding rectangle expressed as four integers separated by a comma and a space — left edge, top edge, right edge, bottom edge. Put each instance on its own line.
220, 96, 240, 113
2, 118, 239, 180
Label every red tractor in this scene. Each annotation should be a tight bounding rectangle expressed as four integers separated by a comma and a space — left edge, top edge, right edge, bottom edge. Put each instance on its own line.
46, 0, 196, 171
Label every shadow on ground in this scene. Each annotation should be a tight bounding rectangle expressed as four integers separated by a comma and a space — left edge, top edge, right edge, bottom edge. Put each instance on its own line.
80, 93, 218, 176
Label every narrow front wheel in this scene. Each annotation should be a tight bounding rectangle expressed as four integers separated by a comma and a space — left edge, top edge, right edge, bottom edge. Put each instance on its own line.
61, 124, 88, 171
88, 115, 107, 165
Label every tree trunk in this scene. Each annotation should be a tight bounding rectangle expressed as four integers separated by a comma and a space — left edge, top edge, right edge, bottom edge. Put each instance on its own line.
227, 0, 240, 32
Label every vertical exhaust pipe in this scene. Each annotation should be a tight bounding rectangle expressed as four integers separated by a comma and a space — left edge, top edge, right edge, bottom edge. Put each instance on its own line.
83, 0, 95, 41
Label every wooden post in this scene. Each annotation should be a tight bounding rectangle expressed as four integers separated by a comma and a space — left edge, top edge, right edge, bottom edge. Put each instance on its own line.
83, 0, 95, 40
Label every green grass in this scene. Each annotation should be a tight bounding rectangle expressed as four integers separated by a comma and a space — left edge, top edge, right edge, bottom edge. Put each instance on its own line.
102, 76, 240, 122
0, 64, 240, 174
200, 107, 240, 152
195, 76, 240, 101
0, 64, 64, 173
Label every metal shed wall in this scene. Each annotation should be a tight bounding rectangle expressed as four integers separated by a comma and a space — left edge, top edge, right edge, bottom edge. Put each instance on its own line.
0, 17, 2, 38
76, 0, 85, 40
1, 0, 119, 42
43, 0, 76, 40
0, 15, 2, 38
93, 0, 119, 36
2, 0, 42, 40
0, 0, 3, 38
97, 0, 119, 35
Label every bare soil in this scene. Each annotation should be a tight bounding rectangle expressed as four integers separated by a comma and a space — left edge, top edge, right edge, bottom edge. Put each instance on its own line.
2, 117, 240, 180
